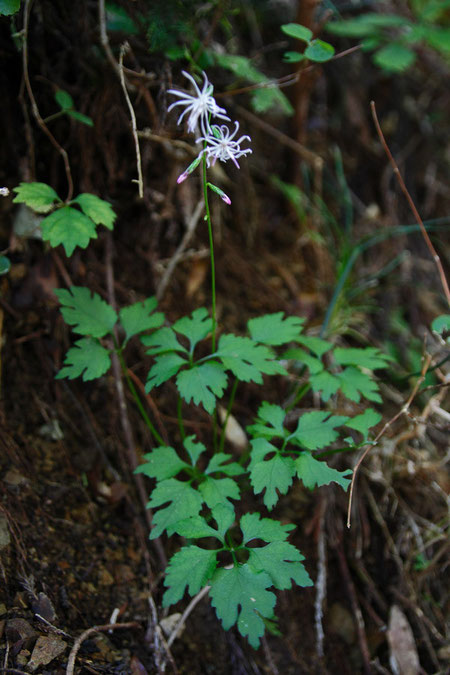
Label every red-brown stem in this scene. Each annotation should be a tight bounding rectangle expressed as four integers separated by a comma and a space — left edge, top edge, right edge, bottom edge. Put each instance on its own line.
370, 101, 450, 307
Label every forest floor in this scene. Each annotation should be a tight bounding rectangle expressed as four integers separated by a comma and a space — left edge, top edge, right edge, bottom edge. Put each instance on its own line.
0, 2, 449, 674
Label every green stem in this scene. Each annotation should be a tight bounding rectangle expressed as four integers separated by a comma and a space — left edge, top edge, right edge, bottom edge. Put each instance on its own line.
219, 378, 239, 454
115, 344, 165, 446
202, 154, 216, 352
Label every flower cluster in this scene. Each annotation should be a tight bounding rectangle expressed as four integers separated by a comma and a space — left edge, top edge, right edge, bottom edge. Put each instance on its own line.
168, 71, 252, 200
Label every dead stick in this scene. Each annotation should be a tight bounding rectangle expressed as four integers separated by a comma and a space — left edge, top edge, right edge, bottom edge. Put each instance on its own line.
371, 101, 450, 307
347, 353, 432, 527
119, 43, 144, 199
23, 0, 73, 201
66, 622, 138, 675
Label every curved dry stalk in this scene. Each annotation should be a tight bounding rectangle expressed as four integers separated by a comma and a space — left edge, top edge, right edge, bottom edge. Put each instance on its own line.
66, 622, 139, 675
23, 0, 73, 201
119, 43, 144, 199
347, 353, 433, 528
371, 101, 450, 307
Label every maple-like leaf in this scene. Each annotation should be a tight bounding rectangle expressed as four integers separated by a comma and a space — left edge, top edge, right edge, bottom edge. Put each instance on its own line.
290, 411, 348, 450
176, 361, 228, 413
55, 286, 117, 338
72, 193, 116, 230
210, 564, 276, 649
163, 546, 217, 606
217, 334, 286, 383
148, 478, 203, 539
247, 312, 304, 346
248, 541, 313, 590
295, 452, 352, 491
249, 438, 294, 510
119, 297, 164, 344
135, 446, 188, 481
41, 206, 97, 256
56, 337, 111, 381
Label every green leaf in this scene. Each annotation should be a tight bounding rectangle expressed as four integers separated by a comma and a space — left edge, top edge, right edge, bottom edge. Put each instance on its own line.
142, 326, 187, 355
283, 347, 323, 374
54, 89, 74, 110
72, 193, 116, 230
0, 256, 11, 275
240, 512, 295, 544
283, 51, 305, 63
13, 182, 60, 214
135, 446, 188, 481
248, 541, 313, 590
291, 412, 348, 450
432, 314, 450, 337
249, 439, 295, 510
174, 308, 212, 353
145, 353, 188, 390
217, 334, 286, 384
373, 43, 416, 72
248, 312, 304, 346
309, 371, 340, 401
425, 27, 450, 54
337, 367, 381, 403
0, 0, 20, 16
281, 23, 313, 43
163, 546, 217, 606
210, 564, 276, 649
250, 88, 294, 116
55, 286, 117, 338
119, 297, 164, 343
326, 14, 405, 38
148, 478, 204, 539
205, 453, 245, 476
176, 361, 228, 413
345, 408, 381, 439
304, 40, 335, 62
183, 435, 206, 466
67, 110, 94, 127
171, 515, 221, 540
56, 337, 111, 381
41, 206, 97, 256
333, 346, 390, 370
247, 402, 286, 440
199, 476, 240, 509
297, 335, 332, 357
295, 452, 352, 491
214, 52, 293, 116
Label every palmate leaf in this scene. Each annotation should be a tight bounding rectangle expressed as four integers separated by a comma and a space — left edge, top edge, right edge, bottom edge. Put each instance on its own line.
291, 411, 349, 450
248, 438, 294, 510
217, 334, 286, 384
135, 446, 188, 481
295, 452, 352, 491
163, 546, 217, 607
119, 297, 164, 344
56, 337, 111, 381
210, 564, 276, 649
309, 370, 340, 401
173, 308, 212, 353
176, 361, 227, 413
198, 476, 240, 509
247, 402, 287, 440
142, 326, 187, 355
145, 353, 188, 390
283, 347, 323, 374
148, 478, 203, 539
171, 506, 235, 543
297, 335, 332, 357
205, 453, 245, 477
345, 408, 381, 440
13, 182, 60, 213
240, 512, 295, 544
333, 346, 390, 370
337, 367, 382, 403
41, 206, 97, 256
247, 312, 304, 346
72, 194, 116, 230
248, 541, 313, 590
183, 435, 206, 466
0, 0, 21, 16
55, 286, 117, 338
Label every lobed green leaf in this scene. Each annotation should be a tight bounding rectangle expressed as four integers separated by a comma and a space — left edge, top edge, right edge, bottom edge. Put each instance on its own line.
176, 361, 228, 413
163, 546, 217, 606
41, 206, 97, 256
291, 411, 349, 450
295, 452, 352, 491
55, 286, 117, 338
248, 541, 313, 590
119, 297, 164, 344
148, 478, 203, 539
72, 193, 116, 229
247, 312, 304, 346
135, 446, 188, 481
13, 182, 60, 214
56, 337, 111, 381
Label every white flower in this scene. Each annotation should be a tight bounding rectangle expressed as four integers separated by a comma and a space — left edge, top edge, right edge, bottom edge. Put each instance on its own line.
167, 70, 230, 135
0, 187, 9, 197
198, 122, 252, 168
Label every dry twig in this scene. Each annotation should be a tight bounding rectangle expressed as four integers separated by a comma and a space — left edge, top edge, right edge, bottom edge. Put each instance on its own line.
66, 622, 139, 675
